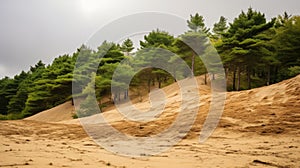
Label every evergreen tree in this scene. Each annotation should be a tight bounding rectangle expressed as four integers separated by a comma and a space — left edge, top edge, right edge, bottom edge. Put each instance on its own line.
0, 77, 13, 115
23, 56, 74, 116
274, 16, 300, 80
175, 31, 209, 78
140, 29, 175, 48
275, 12, 292, 27
138, 30, 176, 90
1, 11, 300, 120
121, 38, 134, 56
187, 13, 210, 34
212, 16, 228, 39
176, 14, 211, 82
77, 73, 99, 117
218, 8, 275, 90
7, 72, 30, 114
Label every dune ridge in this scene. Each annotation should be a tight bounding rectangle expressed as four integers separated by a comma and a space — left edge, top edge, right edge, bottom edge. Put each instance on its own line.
0, 75, 299, 167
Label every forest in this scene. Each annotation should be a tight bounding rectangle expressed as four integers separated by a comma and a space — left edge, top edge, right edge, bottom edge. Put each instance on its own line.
0, 8, 299, 119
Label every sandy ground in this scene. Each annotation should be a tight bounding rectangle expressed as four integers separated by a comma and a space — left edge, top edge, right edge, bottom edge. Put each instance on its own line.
1, 75, 300, 168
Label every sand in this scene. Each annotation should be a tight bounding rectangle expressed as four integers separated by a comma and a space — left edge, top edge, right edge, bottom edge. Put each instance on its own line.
24, 101, 75, 123
0, 75, 300, 167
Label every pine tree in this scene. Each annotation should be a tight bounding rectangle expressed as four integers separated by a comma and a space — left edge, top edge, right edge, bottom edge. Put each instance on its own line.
138, 30, 176, 90
274, 16, 300, 80
121, 38, 134, 56
140, 29, 175, 48
175, 31, 209, 78
77, 73, 99, 117
187, 13, 210, 34
176, 14, 211, 82
218, 8, 275, 90
212, 16, 228, 39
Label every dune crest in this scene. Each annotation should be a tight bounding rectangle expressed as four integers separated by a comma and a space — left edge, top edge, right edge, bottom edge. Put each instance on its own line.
1, 75, 299, 167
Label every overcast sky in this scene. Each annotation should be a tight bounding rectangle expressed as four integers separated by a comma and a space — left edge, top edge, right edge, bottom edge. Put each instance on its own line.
0, 0, 299, 78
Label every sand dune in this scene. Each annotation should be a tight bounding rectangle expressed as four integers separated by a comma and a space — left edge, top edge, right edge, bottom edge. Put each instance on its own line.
0, 75, 299, 167
25, 101, 75, 123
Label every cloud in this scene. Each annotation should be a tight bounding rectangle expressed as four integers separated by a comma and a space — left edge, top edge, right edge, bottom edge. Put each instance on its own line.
0, 0, 299, 78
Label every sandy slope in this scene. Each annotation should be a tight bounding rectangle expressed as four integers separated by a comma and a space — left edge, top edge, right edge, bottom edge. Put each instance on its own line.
0, 75, 300, 167
25, 101, 75, 123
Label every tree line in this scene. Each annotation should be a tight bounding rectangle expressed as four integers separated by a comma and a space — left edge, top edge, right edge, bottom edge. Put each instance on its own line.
0, 8, 299, 119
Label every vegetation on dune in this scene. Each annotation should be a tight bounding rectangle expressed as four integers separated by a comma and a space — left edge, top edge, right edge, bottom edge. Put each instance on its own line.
0, 8, 299, 119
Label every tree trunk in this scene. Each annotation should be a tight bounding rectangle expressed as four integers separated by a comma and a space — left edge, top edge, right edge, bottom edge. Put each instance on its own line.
267, 65, 271, 86
173, 70, 177, 82
191, 53, 195, 76
237, 66, 241, 91
204, 73, 207, 85
124, 90, 128, 100
99, 98, 103, 111
232, 65, 236, 91
147, 79, 151, 93
247, 66, 251, 89
157, 76, 162, 88
274, 66, 279, 83
113, 93, 117, 103
225, 67, 228, 80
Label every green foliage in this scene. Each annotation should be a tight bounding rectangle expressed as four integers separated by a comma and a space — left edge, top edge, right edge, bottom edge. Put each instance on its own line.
0, 114, 7, 120
1, 10, 300, 120
22, 55, 74, 116
0, 70, 30, 115
187, 13, 210, 34
212, 16, 228, 39
176, 13, 212, 80
288, 66, 300, 77
7, 78, 29, 114
121, 38, 134, 55
77, 73, 99, 117
0, 77, 14, 115
0, 113, 24, 120
274, 16, 300, 77
77, 94, 99, 117
275, 12, 292, 28
140, 29, 175, 48
72, 113, 78, 119
136, 30, 177, 91
218, 8, 277, 90
175, 31, 210, 77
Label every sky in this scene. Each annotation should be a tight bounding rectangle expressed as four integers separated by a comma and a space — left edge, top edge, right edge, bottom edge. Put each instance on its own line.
0, 0, 299, 78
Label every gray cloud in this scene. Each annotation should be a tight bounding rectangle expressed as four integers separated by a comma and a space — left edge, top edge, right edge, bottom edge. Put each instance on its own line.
0, 0, 299, 78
